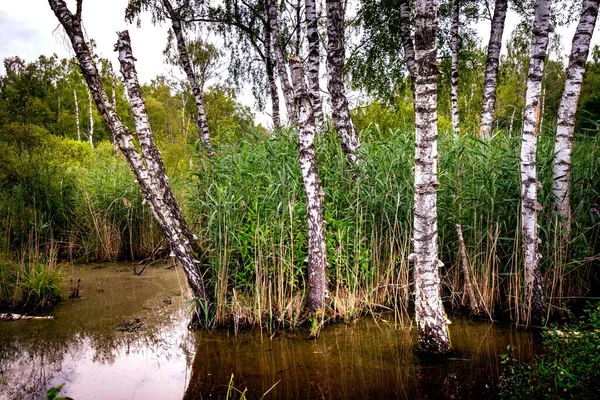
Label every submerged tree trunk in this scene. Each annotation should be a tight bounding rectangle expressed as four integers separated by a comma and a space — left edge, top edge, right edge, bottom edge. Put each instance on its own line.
290, 56, 328, 312
450, 0, 460, 135
480, 0, 508, 139
521, 0, 551, 324
162, 0, 213, 152
88, 87, 94, 148
412, 0, 451, 354
306, 0, 324, 126
74, 89, 80, 141
553, 0, 600, 238
267, 0, 297, 124
326, 0, 361, 166
399, 0, 417, 82
48, 0, 211, 327
265, 25, 281, 129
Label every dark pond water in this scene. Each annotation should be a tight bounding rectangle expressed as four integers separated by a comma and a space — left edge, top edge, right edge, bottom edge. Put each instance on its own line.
0, 263, 538, 399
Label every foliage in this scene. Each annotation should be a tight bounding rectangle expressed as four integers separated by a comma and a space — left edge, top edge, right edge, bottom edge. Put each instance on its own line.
190, 127, 599, 327
21, 263, 62, 309
46, 384, 68, 400
500, 303, 600, 399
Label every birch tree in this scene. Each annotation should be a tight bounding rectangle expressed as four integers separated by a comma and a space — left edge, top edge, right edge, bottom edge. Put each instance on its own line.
553, 0, 600, 237
73, 89, 80, 141
47, 0, 212, 327
87, 87, 94, 148
400, 0, 417, 82
480, 0, 508, 139
267, 0, 298, 124
306, 0, 324, 125
265, 25, 281, 128
290, 56, 328, 311
125, 0, 213, 151
326, 0, 361, 165
521, 0, 551, 324
450, 0, 460, 135
411, 0, 451, 353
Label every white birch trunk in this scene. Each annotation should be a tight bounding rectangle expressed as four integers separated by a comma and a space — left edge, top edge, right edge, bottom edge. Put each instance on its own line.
88, 87, 94, 148
480, 0, 508, 139
521, 0, 551, 324
48, 0, 211, 327
326, 0, 361, 166
265, 25, 281, 129
305, 0, 324, 126
162, 0, 213, 153
74, 89, 80, 141
267, 0, 298, 124
399, 0, 417, 81
412, 0, 451, 353
553, 0, 599, 236
450, 0, 460, 135
290, 56, 328, 311
109, 61, 118, 155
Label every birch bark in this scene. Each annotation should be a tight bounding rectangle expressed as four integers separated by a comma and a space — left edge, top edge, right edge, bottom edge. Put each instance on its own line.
267, 0, 298, 124
74, 89, 80, 141
553, 0, 599, 236
109, 61, 118, 155
399, 0, 417, 81
521, 0, 551, 324
162, 0, 213, 153
480, 0, 508, 139
450, 0, 460, 135
290, 56, 328, 311
47, 0, 211, 327
88, 88, 94, 148
265, 25, 281, 129
326, 0, 361, 166
412, 0, 451, 353
306, 0, 324, 126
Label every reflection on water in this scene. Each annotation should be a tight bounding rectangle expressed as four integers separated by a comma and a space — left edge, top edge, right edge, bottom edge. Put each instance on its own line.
0, 263, 537, 399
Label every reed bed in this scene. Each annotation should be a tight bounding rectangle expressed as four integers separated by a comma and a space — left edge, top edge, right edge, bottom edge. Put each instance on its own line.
192, 128, 599, 329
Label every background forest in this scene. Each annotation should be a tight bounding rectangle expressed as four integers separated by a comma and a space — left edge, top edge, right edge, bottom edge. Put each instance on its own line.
1, 0, 599, 331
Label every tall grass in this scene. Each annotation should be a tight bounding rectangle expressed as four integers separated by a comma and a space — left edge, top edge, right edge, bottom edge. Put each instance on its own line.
191, 128, 600, 328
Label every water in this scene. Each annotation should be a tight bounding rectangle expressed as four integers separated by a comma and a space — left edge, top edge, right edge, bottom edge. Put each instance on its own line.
0, 263, 538, 399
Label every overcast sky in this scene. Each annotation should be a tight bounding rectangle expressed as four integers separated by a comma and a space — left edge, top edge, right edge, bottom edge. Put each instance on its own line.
0, 1, 599, 127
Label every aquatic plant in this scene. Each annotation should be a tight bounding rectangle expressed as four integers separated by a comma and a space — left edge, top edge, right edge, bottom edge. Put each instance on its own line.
500, 303, 600, 399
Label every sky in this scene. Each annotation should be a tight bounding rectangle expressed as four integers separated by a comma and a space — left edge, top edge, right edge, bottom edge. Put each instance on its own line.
0, 1, 599, 127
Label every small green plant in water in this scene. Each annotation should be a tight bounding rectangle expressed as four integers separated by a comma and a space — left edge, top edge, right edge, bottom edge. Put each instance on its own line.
0, 376, 6, 385
187, 296, 215, 329
22, 264, 62, 309
500, 303, 600, 399
46, 383, 69, 400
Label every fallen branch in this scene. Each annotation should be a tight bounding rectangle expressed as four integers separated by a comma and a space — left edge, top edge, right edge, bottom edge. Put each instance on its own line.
0, 313, 55, 321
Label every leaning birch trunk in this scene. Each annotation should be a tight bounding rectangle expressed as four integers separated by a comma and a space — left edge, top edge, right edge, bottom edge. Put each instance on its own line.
521, 0, 551, 324
88, 87, 94, 148
290, 56, 328, 312
480, 0, 508, 139
162, 0, 213, 153
456, 224, 480, 314
47, 0, 211, 327
553, 0, 600, 237
265, 25, 281, 129
411, 0, 451, 354
267, 0, 298, 124
109, 61, 118, 156
305, 0, 324, 126
450, 0, 460, 135
399, 0, 417, 82
74, 89, 80, 141
326, 0, 361, 166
